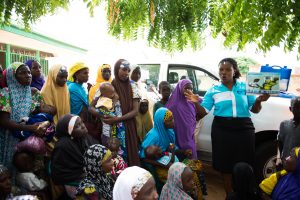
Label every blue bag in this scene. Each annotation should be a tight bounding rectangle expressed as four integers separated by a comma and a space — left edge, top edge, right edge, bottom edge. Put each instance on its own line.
260, 64, 292, 91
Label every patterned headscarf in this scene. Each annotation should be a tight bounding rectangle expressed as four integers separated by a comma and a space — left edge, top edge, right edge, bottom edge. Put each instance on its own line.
67, 62, 89, 82
113, 166, 152, 200
160, 162, 193, 200
76, 144, 114, 200
7, 62, 32, 121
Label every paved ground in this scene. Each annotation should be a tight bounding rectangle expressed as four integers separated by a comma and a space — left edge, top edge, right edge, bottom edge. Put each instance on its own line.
203, 163, 226, 200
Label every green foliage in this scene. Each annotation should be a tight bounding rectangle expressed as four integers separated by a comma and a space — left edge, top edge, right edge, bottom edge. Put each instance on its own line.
234, 57, 259, 75
2, 0, 300, 54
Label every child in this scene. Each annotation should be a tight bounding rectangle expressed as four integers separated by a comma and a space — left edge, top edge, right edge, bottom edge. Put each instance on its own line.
153, 81, 171, 116
226, 162, 261, 200
13, 151, 47, 192
136, 99, 153, 142
95, 83, 125, 147
276, 96, 300, 167
106, 137, 127, 179
144, 144, 179, 182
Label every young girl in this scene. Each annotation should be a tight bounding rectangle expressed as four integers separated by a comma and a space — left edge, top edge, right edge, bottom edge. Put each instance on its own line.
76, 144, 115, 200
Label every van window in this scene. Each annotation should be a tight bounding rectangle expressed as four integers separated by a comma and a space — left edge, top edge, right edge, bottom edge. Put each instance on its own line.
138, 64, 160, 87
168, 66, 197, 93
195, 70, 219, 96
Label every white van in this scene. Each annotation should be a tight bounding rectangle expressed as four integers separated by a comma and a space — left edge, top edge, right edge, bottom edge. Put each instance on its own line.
137, 61, 292, 182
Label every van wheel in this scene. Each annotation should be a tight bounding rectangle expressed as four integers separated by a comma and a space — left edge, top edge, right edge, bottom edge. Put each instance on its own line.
255, 141, 277, 183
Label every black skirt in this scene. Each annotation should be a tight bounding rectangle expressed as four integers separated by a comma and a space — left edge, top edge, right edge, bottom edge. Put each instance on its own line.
211, 116, 255, 173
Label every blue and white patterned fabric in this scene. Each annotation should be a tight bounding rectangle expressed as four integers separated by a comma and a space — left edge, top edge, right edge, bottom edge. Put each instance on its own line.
201, 81, 256, 117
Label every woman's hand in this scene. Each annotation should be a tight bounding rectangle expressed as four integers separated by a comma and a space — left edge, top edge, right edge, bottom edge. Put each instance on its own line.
33, 124, 46, 137
184, 90, 201, 103
102, 115, 119, 125
256, 93, 270, 103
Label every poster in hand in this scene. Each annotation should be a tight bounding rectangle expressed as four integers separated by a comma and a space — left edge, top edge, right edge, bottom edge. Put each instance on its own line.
246, 72, 280, 95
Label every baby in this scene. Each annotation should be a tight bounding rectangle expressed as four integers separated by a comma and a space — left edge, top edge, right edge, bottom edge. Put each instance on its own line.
144, 144, 179, 182
106, 137, 127, 180
13, 151, 47, 192
95, 83, 124, 146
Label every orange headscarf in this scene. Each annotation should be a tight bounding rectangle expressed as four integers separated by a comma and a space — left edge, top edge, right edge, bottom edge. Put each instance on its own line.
88, 64, 112, 103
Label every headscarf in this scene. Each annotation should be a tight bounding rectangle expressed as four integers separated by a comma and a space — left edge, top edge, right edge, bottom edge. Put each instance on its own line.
6, 62, 32, 122
51, 114, 96, 184
67, 62, 89, 115
41, 64, 70, 124
136, 99, 153, 142
165, 79, 197, 159
229, 162, 260, 200
111, 59, 140, 166
140, 107, 176, 158
160, 162, 192, 200
88, 64, 112, 103
113, 166, 152, 200
0, 68, 7, 88
25, 59, 45, 90
76, 144, 114, 200
271, 147, 300, 200
67, 62, 89, 82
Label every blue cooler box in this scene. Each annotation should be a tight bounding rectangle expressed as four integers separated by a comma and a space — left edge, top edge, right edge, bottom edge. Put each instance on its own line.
260, 64, 292, 91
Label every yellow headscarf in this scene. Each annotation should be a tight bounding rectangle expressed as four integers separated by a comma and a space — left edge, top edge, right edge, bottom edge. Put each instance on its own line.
67, 62, 89, 82
259, 147, 300, 195
136, 100, 153, 142
88, 64, 112, 103
41, 64, 70, 124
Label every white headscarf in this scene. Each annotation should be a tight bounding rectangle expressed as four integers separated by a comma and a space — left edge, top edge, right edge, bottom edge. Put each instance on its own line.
113, 166, 152, 200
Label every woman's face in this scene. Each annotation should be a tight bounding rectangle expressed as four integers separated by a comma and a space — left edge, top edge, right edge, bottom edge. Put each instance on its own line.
118, 67, 130, 82
102, 68, 111, 81
181, 167, 194, 193
101, 155, 114, 173
15, 65, 32, 86
74, 68, 89, 83
131, 69, 141, 82
135, 177, 158, 200
284, 149, 298, 172
31, 61, 42, 78
71, 117, 88, 138
219, 61, 235, 84
183, 83, 193, 95
164, 114, 174, 129
56, 67, 68, 87
0, 172, 12, 194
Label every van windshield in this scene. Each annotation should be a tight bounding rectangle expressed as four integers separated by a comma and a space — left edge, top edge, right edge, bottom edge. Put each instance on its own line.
138, 64, 160, 87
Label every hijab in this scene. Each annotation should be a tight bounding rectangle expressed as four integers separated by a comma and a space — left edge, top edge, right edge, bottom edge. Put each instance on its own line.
165, 79, 197, 159
67, 62, 89, 115
6, 62, 32, 122
140, 107, 176, 158
272, 147, 300, 200
25, 59, 45, 90
136, 99, 153, 142
113, 166, 152, 200
41, 64, 70, 124
160, 162, 193, 200
88, 64, 112, 103
111, 59, 140, 166
76, 144, 114, 200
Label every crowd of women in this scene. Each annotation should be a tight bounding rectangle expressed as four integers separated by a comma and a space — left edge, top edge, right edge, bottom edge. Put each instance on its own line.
0, 57, 299, 200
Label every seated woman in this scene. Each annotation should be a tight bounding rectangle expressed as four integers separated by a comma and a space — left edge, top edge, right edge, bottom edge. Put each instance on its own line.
0, 62, 54, 171
259, 147, 300, 200
113, 166, 158, 200
24, 59, 45, 91
140, 107, 205, 196
76, 144, 115, 200
160, 162, 197, 200
51, 114, 96, 199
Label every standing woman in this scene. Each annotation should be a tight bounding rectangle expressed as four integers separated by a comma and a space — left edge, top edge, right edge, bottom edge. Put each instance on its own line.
25, 59, 45, 91
185, 58, 269, 194
166, 79, 200, 159
103, 59, 141, 166
88, 64, 112, 103
67, 62, 89, 120
41, 64, 70, 124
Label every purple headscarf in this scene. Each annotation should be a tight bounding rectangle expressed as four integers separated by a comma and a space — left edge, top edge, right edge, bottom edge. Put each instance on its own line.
166, 79, 197, 159
25, 59, 45, 90
272, 148, 300, 200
